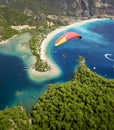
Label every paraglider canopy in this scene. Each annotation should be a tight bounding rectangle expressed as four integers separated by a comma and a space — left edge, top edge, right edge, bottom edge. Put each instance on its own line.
55, 32, 82, 46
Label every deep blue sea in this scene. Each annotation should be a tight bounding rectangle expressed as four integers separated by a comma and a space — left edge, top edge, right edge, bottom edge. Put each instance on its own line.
0, 19, 114, 111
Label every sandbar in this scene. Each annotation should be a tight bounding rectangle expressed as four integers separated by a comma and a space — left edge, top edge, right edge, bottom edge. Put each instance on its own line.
0, 35, 17, 45
0, 18, 107, 82
28, 18, 106, 82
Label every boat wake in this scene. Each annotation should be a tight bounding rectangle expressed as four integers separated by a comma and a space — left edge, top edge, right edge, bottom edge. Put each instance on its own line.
104, 53, 114, 61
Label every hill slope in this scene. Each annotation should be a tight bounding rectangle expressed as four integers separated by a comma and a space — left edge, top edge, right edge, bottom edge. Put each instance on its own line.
0, 64, 114, 129
31, 64, 114, 130
0, 6, 30, 41
0, 0, 114, 19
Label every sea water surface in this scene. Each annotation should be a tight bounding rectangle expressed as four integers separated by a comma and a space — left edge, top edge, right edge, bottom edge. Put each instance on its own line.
0, 19, 114, 111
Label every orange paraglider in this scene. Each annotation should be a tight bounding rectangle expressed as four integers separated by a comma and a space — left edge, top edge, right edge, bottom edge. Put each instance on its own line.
55, 32, 82, 46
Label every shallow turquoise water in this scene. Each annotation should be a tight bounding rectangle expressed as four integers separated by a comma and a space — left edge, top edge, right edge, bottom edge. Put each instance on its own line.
0, 19, 114, 111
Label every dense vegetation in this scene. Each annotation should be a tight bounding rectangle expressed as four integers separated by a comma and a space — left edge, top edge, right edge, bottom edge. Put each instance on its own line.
0, 3, 114, 130
78, 55, 85, 63
0, 6, 29, 25
29, 21, 58, 72
0, 106, 32, 130
0, 6, 30, 41
31, 64, 114, 130
0, 63, 114, 129
29, 17, 67, 71
29, 15, 67, 72
0, 5, 67, 71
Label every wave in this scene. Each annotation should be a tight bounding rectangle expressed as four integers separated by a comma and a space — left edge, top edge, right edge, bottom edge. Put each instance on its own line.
104, 53, 114, 61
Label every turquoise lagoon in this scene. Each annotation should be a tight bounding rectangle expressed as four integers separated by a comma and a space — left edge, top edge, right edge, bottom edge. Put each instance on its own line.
0, 19, 114, 111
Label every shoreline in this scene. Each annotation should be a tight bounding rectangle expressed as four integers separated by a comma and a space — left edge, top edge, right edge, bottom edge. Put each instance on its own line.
0, 24, 35, 45
0, 35, 17, 45
28, 18, 107, 82
0, 18, 108, 82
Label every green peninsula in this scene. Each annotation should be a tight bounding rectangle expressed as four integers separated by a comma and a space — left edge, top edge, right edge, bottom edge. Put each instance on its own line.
0, 6, 65, 72
1, 63, 114, 129
0, 5, 114, 130
31, 63, 114, 130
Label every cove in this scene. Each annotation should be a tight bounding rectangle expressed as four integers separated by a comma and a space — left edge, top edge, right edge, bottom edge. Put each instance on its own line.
0, 19, 114, 111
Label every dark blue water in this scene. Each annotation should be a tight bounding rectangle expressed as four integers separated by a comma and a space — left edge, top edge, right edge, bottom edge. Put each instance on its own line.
0, 19, 114, 111
50, 19, 114, 80
0, 54, 32, 108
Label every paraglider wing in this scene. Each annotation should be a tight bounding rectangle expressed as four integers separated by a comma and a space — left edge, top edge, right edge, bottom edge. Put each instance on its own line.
55, 32, 82, 46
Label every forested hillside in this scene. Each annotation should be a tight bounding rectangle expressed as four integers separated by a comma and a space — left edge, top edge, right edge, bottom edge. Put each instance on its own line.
0, 106, 31, 130
0, 5, 66, 71
0, 1, 114, 129
0, 0, 114, 19
0, 6, 30, 41
31, 64, 114, 130
1, 64, 114, 129
0, 6, 29, 25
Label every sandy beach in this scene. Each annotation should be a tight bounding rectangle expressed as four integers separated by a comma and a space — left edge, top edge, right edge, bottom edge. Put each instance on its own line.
0, 18, 106, 82
0, 25, 35, 45
11, 25, 36, 31
40, 18, 105, 63
0, 35, 18, 45
28, 18, 106, 81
